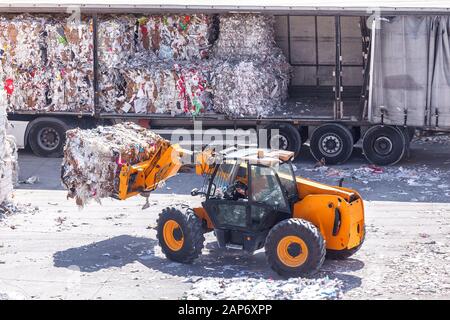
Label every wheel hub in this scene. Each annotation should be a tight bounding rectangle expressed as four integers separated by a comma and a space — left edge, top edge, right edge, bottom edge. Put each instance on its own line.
277, 235, 309, 268
173, 227, 183, 241
287, 242, 302, 257
37, 127, 60, 151
163, 220, 184, 251
320, 134, 342, 156
373, 136, 393, 156
270, 134, 289, 150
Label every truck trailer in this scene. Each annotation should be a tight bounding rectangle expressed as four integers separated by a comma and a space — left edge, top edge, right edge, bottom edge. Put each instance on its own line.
3, 1, 450, 165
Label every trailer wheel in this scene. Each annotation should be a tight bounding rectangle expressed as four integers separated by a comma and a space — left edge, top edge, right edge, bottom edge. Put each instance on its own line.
264, 123, 302, 158
309, 123, 354, 165
27, 117, 71, 157
362, 125, 405, 166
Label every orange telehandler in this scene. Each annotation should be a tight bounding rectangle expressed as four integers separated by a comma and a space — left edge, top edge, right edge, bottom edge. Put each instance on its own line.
117, 143, 365, 277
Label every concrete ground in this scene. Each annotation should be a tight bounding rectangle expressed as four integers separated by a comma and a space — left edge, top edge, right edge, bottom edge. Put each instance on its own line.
1, 139, 450, 299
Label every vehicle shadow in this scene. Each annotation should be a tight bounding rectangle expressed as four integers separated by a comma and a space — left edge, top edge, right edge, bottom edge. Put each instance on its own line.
53, 234, 363, 293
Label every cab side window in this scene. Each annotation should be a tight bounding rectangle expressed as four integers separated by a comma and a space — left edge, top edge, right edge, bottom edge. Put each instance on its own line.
250, 165, 287, 209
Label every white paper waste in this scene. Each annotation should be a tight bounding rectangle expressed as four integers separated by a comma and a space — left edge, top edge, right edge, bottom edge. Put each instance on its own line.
213, 14, 278, 60
211, 53, 290, 116
61, 122, 170, 206
0, 14, 94, 113
0, 91, 18, 203
100, 52, 212, 114
137, 14, 213, 60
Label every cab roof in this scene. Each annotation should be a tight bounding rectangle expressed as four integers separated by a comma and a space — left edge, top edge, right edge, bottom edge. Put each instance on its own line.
221, 148, 294, 166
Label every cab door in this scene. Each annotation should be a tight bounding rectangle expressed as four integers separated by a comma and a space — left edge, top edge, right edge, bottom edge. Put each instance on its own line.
248, 164, 291, 231
203, 160, 249, 230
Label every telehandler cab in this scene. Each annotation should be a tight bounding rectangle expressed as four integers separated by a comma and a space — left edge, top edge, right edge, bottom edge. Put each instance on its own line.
118, 146, 365, 277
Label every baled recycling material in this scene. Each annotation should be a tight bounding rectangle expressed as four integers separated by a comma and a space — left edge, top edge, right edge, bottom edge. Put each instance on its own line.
0, 14, 94, 113
99, 13, 290, 116
211, 52, 290, 117
61, 122, 170, 206
136, 14, 213, 60
212, 14, 278, 60
0, 13, 290, 117
100, 53, 213, 115
0, 95, 18, 203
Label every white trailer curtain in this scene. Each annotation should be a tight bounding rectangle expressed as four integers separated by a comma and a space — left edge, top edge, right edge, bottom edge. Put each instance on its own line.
371, 15, 450, 128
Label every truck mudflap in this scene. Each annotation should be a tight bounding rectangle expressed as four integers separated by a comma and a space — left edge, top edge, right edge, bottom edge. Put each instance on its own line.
293, 193, 365, 251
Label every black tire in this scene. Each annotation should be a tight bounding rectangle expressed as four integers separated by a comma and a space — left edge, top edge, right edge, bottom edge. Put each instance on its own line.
265, 218, 326, 278
264, 123, 302, 158
397, 126, 411, 160
309, 123, 354, 165
326, 226, 366, 260
27, 117, 70, 157
156, 206, 205, 264
362, 125, 406, 166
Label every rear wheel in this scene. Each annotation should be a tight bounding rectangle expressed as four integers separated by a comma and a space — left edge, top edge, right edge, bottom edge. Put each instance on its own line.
265, 218, 325, 277
27, 117, 71, 157
309, 123, 354, 165
156, 206, 205, 263
264, 123, 302, 158
362, 125, 406, 166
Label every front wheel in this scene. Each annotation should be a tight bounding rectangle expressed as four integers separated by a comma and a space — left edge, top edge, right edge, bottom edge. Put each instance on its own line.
156, 206, 205, 264
265, 218, 326, 277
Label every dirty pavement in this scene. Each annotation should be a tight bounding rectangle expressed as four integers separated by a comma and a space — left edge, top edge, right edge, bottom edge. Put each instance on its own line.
1, 136, 450, 299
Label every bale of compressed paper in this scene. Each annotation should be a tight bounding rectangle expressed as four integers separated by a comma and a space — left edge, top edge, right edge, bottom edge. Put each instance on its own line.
47, 65, 94, 112
98, 15, 137, 112
137, 14, 213, 60
0, 14, 49, 111
45, 16, 94, 112
0, 14, 94, 113
46, 16, 94, 68
213, 14, 277, 60
61, 122, 170, 206
0, 96, 18, 203
100, 53, 213, 114
211, 52, 290, 116
98, 15, 137, 67
210, 13, 290, 116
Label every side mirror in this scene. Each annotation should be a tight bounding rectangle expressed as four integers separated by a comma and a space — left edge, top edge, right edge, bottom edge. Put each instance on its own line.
191, 188, 199, 196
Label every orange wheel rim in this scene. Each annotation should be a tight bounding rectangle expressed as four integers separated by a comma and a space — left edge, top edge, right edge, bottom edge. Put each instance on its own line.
163, 220, 184, 251
277, 235, 309, 267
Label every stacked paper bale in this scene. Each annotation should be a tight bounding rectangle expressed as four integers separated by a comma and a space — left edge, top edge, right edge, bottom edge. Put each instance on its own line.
0, 95, 18, 204
105, 53, 212, 114
46, 16, 94, 112
137, 14, 212, 60
98, 14, 215, 115
61, 122, 170, 206
210, 14, 290, 116
0, 15, 49, 111
97, 15, 137, 112
0, 14, 94, 113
